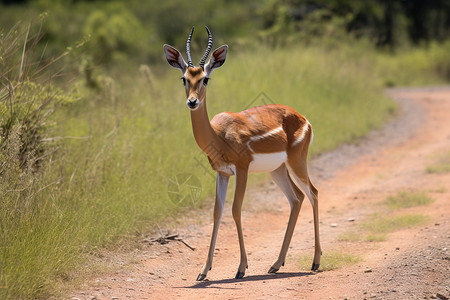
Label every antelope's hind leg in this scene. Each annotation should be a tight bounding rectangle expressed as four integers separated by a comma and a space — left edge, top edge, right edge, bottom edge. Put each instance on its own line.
268, 164, 304, 273
286, 159, 321, 271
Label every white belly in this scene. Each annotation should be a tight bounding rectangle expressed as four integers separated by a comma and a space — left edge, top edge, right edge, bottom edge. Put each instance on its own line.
248, 152, 287, 173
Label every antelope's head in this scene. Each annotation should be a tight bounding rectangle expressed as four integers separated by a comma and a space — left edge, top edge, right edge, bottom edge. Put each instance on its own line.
164, 26, 228, 111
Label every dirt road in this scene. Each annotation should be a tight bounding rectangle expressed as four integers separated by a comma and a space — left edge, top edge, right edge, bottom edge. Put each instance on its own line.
70, 88, 450, 300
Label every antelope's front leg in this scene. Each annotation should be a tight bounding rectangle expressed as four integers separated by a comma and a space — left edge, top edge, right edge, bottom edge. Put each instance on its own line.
197, 173, 229, 281
232, 168, 249, 279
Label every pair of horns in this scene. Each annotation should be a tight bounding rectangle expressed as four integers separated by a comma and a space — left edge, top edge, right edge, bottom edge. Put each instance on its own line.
186, 26, 213, 68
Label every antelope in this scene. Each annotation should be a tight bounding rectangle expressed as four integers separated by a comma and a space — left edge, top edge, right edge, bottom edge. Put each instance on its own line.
163, 26, 321, 281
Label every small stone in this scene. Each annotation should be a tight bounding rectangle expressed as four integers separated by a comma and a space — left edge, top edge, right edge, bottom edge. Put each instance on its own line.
436, 293, 449, 300
364, 268, 373, 273
396, 247, 400, 250
347, 217, 355, 222
331, 223, 338, 227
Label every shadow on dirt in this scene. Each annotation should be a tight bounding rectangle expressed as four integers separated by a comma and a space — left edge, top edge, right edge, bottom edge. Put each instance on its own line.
182, 271, 316, 289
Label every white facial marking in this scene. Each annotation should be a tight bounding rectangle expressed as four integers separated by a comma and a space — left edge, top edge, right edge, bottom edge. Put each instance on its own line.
247, 126, 283, 153
248, 151, 287, 173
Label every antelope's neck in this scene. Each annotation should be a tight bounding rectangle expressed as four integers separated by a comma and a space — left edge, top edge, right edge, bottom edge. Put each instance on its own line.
190, 99, 222, 157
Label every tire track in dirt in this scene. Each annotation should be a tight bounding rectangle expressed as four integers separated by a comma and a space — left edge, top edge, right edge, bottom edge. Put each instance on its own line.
69, 87, 450, 300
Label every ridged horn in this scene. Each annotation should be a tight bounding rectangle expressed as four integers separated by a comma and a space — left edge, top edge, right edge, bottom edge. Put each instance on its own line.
186, 26, 194, 68
199, 26, 213, 68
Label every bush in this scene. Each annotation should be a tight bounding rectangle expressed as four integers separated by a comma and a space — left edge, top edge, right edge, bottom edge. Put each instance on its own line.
83, 3, 146, 65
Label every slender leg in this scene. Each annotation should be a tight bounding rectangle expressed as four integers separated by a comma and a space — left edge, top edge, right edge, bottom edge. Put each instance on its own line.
309, 181, 321, 271
232, 168, 249, 279
268, 164, 304, 273
196, 172, 229, 281
286, 162, 322, 271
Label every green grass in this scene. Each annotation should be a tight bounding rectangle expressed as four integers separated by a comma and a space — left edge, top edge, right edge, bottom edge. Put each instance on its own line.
373, 42, 450, 87
365, 233, 388, 242
1, 39, 448, 298
338, 189, 433, 243
361, 214, 430, 234
337, 214, 429, 244
426, 151, 450, 174
298, 250, 361, 271
384, 190, 434, 209
337, 232, 362, 242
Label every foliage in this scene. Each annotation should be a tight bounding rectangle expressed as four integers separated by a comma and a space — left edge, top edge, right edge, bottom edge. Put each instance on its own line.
0, 21, 77, 170
82, 3, 146, 64
258, 0, 450, 49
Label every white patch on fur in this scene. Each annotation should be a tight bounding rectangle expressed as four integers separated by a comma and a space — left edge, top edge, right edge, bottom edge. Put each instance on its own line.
247, 126, 284, 152
292, 122, 310, 147
286, 164, 315, 207
249, 152, 287, 173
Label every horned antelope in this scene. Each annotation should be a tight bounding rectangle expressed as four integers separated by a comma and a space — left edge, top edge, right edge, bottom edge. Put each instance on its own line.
163, 26, 321, 281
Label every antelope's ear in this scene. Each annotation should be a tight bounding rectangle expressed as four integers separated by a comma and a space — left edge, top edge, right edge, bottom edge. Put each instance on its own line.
163, 44, 188, 72
204, 45, 228, 77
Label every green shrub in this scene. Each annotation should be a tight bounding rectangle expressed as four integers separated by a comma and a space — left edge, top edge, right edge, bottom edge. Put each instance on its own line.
83, 3, 146, 64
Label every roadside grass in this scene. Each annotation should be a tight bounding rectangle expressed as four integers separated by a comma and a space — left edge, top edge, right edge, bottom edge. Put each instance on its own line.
365, 233, 388, 242
338, 214, 430, 245
338, 190, 434, 244
384, 190, 434, 209
361, 214, 430, 234
298, 250, 361, 271
431, 187, 447, 193
373, 41, 450, 87
426, 151, 450, 174
338, 232, 362, 242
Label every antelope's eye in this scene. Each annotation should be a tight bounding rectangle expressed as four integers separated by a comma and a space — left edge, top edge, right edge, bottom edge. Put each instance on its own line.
181, 77, 186, 86
203, 77, 209, 86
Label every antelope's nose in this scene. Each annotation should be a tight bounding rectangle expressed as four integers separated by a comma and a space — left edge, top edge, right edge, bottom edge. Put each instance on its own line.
187, 98, 199, 110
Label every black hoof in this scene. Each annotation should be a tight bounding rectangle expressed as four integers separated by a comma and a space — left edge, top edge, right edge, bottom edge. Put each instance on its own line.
268, 267, 279, 274
311, 263, 320, 271
196, 273, 207, 281
235, 270, 245, 279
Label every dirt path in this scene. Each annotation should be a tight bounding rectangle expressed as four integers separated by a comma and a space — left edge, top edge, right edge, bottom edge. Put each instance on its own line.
70, 88, 450, 300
